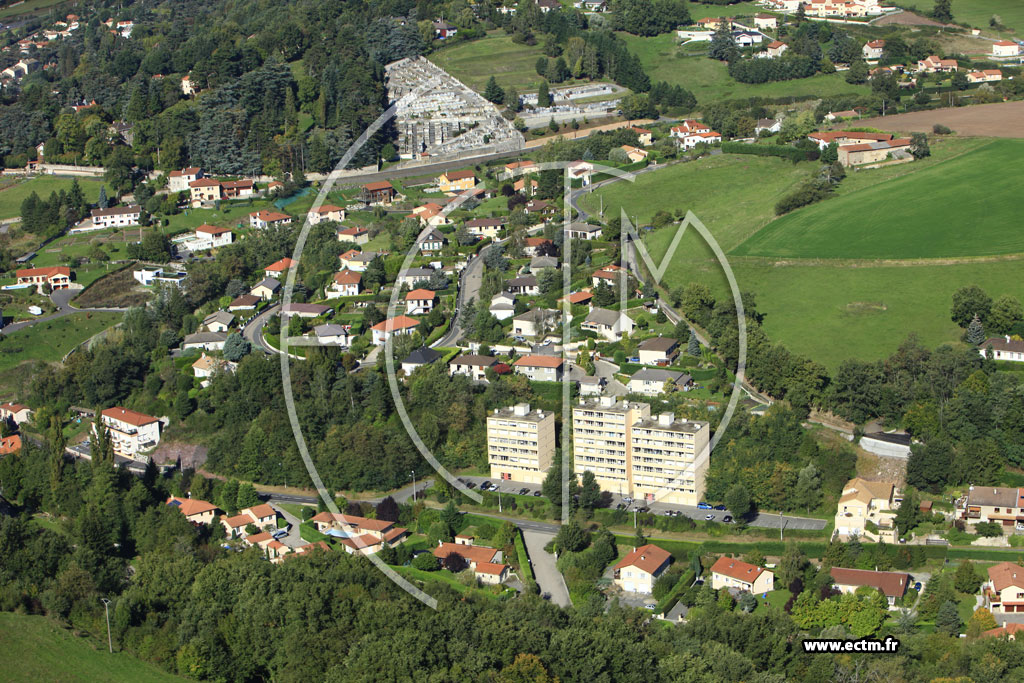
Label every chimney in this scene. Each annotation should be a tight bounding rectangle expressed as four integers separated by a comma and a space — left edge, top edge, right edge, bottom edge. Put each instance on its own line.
1007, 335, 1012, 343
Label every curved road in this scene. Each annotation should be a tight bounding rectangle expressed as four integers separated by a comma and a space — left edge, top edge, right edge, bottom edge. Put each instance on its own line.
2, 288, 128, 336
242, 303, 280, 354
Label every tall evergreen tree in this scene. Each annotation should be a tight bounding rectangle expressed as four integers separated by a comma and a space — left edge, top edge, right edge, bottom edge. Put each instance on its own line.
687, 329, 700, 356
97, 185, 108, 209
966, 314, 986, 346
537, 80, 551, 108
483, 76, 504, 104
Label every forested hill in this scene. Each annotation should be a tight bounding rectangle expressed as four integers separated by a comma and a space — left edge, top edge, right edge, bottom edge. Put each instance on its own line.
0, 0, 431, 174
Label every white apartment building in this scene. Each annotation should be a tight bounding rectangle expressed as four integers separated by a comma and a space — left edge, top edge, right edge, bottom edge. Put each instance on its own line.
99, 407, 161, 459
572, 397, 651, 496
630, 413, 710, 506
487, 403, 556, 485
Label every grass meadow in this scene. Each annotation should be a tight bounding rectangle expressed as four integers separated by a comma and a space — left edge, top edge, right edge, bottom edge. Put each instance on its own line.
951, 0, 1024, 33
0, 176, 105, 220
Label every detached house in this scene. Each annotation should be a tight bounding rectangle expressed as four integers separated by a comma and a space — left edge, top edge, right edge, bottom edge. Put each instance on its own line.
862, 40, 885, 60
310, 512, 408, 555
99, 407, 161, 458
582, 307, 634, 341
221, 179, 254, 199
979, 336, 1024, 363
512, 308, 560, 338
764, 40, 788, 58
637, 336, 678, 365
917, 55, 958, 73
438, 169, 476, 193
465, 217, 504, 240
405, 288, 437, 315
432, 538, 508, 584
337, 226, 370, 245
250, 277, 281, 300
370, 315, 419, 345
91, 205, 141, 229
183, 331, 228, 351
168, 167, 202, 193
339, 250, 384, 272
567, 223, 602, 240
221, 503, 279, 539
326, 270, 362, 298
308, 204, 346, 225
249, 210, 293, 230
312, 324, 351, 347
591, 264, 624, 287
834, 478, 900, 542
523, 237, 553, 257
362, 180, 396, 204
264, 257, 296, 279
992, 40, 1020, 58
16, 266, 71, 290
0, 402, 32, 425
513, 355, 564, 382
568, 160, 594, 186
402, 346, 443, 374
984, 562, 1024, 614
958, 485, 1024, 530
418, 228, 446, 253
613, 544, 672, 594
830, 567, 909, 607
506, 275, 540, 296
202, 311, 235, 333
166, 497, 218, 525
449, 354, 498, 381
711, 557, 774, 594
194, 224, 233, 249
189, 178, 222, 204
628, 369, 690, 397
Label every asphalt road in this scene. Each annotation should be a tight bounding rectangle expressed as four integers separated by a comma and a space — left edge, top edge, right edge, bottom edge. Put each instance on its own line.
435, 250, 485, 347
522, 529, 572, 607
242, 303, 279, 354
1, 287, 127, 336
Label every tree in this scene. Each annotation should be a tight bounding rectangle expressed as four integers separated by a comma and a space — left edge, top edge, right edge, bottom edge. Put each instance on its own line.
951, 71, 968, 90
708, 21, 738, 62
989, 295, 1023, 335
537, 80, 551, 108
687, 330, 700, 356
555, 519, 589, 553
777, 541, 808, 587
440, 500, 461, 537
579, 470, 601, 511
412, 552, 438, 571
954, 560, 981, 594
236, 482, 260, 509
376, 496, 399, 522
951, 285, 992, 327
932, 0, 953, 23
845, 60, 869, 84
966, 314, 986, 346
91, 410, 113, 467
97, 185, 108, 209
794, 463, 822, 513
935, 600, 961, 635
724, 484, 752, 519
223, 333, 251, 362
820, 141, 838, 164
442, 551, 467, 572
505, 86, 521, 112
738, 591, 758, 613
484, 76, 505, 104
966, 607, 997, 638
909, 132, 931, 159
894, 489, 922, 536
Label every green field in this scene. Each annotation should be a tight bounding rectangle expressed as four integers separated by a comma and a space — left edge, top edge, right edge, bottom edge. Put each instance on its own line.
0, 312, 122, 371
0, 176, 105, 220
734, 139, 1024, 259
951, 0, 1024, 32
0, 613, 184, 682
430, 31, 599, 94
617, 32, 870, 103
0, 0, 68, 19
578, 154, 812, 252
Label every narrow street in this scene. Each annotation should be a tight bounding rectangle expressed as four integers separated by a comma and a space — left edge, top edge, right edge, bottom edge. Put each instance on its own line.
521, 529, 572, 608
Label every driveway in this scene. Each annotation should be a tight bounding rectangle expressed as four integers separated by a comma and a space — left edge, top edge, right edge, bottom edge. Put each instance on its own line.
242, 303, 279, 354
269, 502, 306, 548
522, 529, 571, 607
2, 287, 127, 336
593, 358, 628, 396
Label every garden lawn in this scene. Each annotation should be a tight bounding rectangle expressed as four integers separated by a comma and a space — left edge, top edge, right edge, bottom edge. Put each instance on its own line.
0, 312, 123, 371
0, 176, 104, 220
0, 613, 185, 682
733, 139, 1024, 259
616, 32, 870, 103
578, 153, 812, 252
951, 0, 1024, 33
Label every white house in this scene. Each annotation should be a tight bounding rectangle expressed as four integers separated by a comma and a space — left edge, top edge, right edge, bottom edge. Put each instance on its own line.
405, 288, 437, 315
307, 204, 346, 225
313, 323, 351, 346
863, 40, 885, 61
979, 336, 1024, 362
613, 544, 671, 594
568, 160, 594, 186
567, 223, 603, 240
193, 224, 233, 249
490, 292, 517, 321
513, 355, 563, 382
168, 167, 202, 193
183, 331, 228, 351
449, 354, 498, 381
134, 268, 187, 288
326, 270, 362, 298
91, 205, 141, 229
99, 407, 161, 459
711, 557, 775, 594
628, 369, 690, 396
512, 308, 560, 338
582, 307, 634, 341
202, 311, 234, 333
370, 315, 419, 345
249, 210, 293, 229
992, 40, 1020, 58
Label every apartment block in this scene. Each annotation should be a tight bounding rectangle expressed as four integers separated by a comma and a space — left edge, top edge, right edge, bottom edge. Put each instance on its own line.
99, 407, 161, 459
572, 397, 650, 496
630, 413, 710, 506
488, 403, 555, 485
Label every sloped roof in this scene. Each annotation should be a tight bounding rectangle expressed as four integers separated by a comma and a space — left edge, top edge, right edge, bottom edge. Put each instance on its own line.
403, 347, 442, 365
614, 544, 672, 574
711, 556, 767, 584
102, 406, 158, 426
166, 496, 217, 517
829, 567, 909, 597
989, 562, 1024, 592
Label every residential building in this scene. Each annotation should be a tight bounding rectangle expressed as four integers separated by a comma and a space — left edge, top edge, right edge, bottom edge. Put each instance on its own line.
433, 20, 458, 39
401, 346, 442, 375
979, 336, 1024, 362
506, 275, 540, 296
807, 131, 894, 151
449, 354, 498, 381
838, 138, 912, 166
308, 204, 346, 225
438, 169, 476, 193
193, 224, 233, 249
418, 228, 446, 253
514, 178, 538, 195
432, 538, 508, 584
281, 303, 331, 319
765, 40, 788, 58
863, 40, 885, 60
531, 256, 558, 270
396, 267, 435, 288
984, 562, 1024, 614
582, 307, 634, 341
16, 266, 71, 290
264, 257, 296, 279
620, 145, 648, 163
567, 223, 603, 240
183, 331, 228, 351
488, 403, 556, 484
221, 179, 254, 199
326, 270, 362, 298
168, 167, 202, 192
134, 268, 187, 288
756, 118, 781, 134
524, 199, 558, 220
834, 478, 900, 542
980, 623, 1024, 640
310, 512, 408, 555
405, 288, 437, 315
627, 369, 690, 397
830, 567, 909, 607
513, 355, 564, 382
670, 120, 711, 138
503, 160, 539, 178
228, 294, 261, 311
523, 237, 553, 257
465, 218, 504, 240
165, 496, 218, 525
181, 75, 196, 95
0, 402, 32, 425
250, 277, 281, 300
536, 0, 561, 13
573, 397, 651, 495
592, 264, 625, 287
631, 126, 653, 146
637, 336, 678, 365
711, 557, 775, 594
91, 205, 141, 228
630, 413, 709, 505
958, 485, 1024, 530
339, 250, 384, 272
221, 504, 278, 539
676, 130, 722, 150
0, 435, 22, 455
361, 180, 396, 204
312, 324, 351, 347
992, 40, 1020, 58
967, 70, 1003, 84
189, 178, 222, 204
370, 315, 419, 345
202, 311, 235, 333
917, 55, 958, 73
824, 108, 866, 121
337, 226, 370, 244
192, 353, 236, 381
753, 13, 777, 30
100, 407, 161, 458
512, 308, 559, 338
249, 210, 293, 229
490, 292, 516, 321
613, 544, 672, 594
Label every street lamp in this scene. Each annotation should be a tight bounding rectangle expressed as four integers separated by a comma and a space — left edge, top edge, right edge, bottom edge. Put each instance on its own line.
100, 598, 112, 653
411, 470, 416, 503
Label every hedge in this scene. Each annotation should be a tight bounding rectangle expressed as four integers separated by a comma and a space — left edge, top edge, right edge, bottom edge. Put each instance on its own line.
721, 141, 814, 163
655, 568, 696, 615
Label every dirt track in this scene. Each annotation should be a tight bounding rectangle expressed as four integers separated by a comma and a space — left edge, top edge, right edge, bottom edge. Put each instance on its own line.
852, 101, 1024, 138
872, 11, 949, 27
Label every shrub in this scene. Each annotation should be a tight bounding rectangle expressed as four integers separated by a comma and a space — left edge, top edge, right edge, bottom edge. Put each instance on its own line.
932, 124, 953, 135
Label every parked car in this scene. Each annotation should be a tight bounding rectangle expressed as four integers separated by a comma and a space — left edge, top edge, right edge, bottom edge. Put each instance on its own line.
723, 515, 733, 524
697, 502, 712, 510
704, 514, 715, 521
636, 506, 649, 514
644, 603, 657, 610
628, 357, 640, 363
913, 581, 922, 592
542, 592, 551, 601
480, 481, 492, 491
519, 488, 530, 495
533, 490, 542, 497
272, 529, 288, 539
661, 510, 673, 516
616, 503, 626, 510
465, 481, 476, 489
713, 505, 726, 511
623, 497, 633, 504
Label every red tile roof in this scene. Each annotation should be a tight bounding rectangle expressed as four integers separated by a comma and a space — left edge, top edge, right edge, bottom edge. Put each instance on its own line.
525, 237, 552, 247
17, 266, 70, 279
166, 496, 217, 517
475, 561, 508, 576
245, 504, 276, 519
189, 178, 220, 187
196, 224, 231, 235
223, 513, 255, 528
333, 270, 362, 285
514, 355, 563, 369
363, 180, 394, 191
711, 556, 769, 584
265, 257, 296, 272
981, 623, 1024, 639
311, 204, 345, 214
338, 226, 367, 236
442, 170, 476, 181
0, 435, 22, 454
251, 210, 291, 222
829, 567, 909, 597
102, 406, 158, 426
614, 544, 672, 574
433, 542, 500, 565
567, 291, 593, 304
988, 562, 1024, 591
370, 315, 420, 332
406, 288, 436, 301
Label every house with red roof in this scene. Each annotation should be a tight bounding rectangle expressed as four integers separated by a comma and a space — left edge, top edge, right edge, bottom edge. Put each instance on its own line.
0, 435, 22, 455
613, 544, 672, 594
862, 39, 885, 61
308, 204, 346, 225
99, 407, 161, 458
264, 257, 296, 279
984, 562, 1024, 614
513, 354, 564, 382
981, 622, 1024, 640
16, 266, 71, 290
0, 402, 32, 425
194, 224, 233, 249
310, 512, 408, 555
326, 270, 362, 298
370, 315, 420, 345
712, 556, 774, 594
432, 537, 509, 584
631, 126, 652, 146
992, 40, 1020, 58
337, 226, 369, 245
221, 179, 255, 199
361, 180, 396, 204
523, 237, 553, 257
168, 167, 202, 193
916, 55, 958, 73
249, 210, 293, 230
189, 177, 222, 204
405, 288, 438, 315
830, 567, 908, 606
220, 503, 279, 539
166, 496, 219, 525
764, 40, 788, 58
